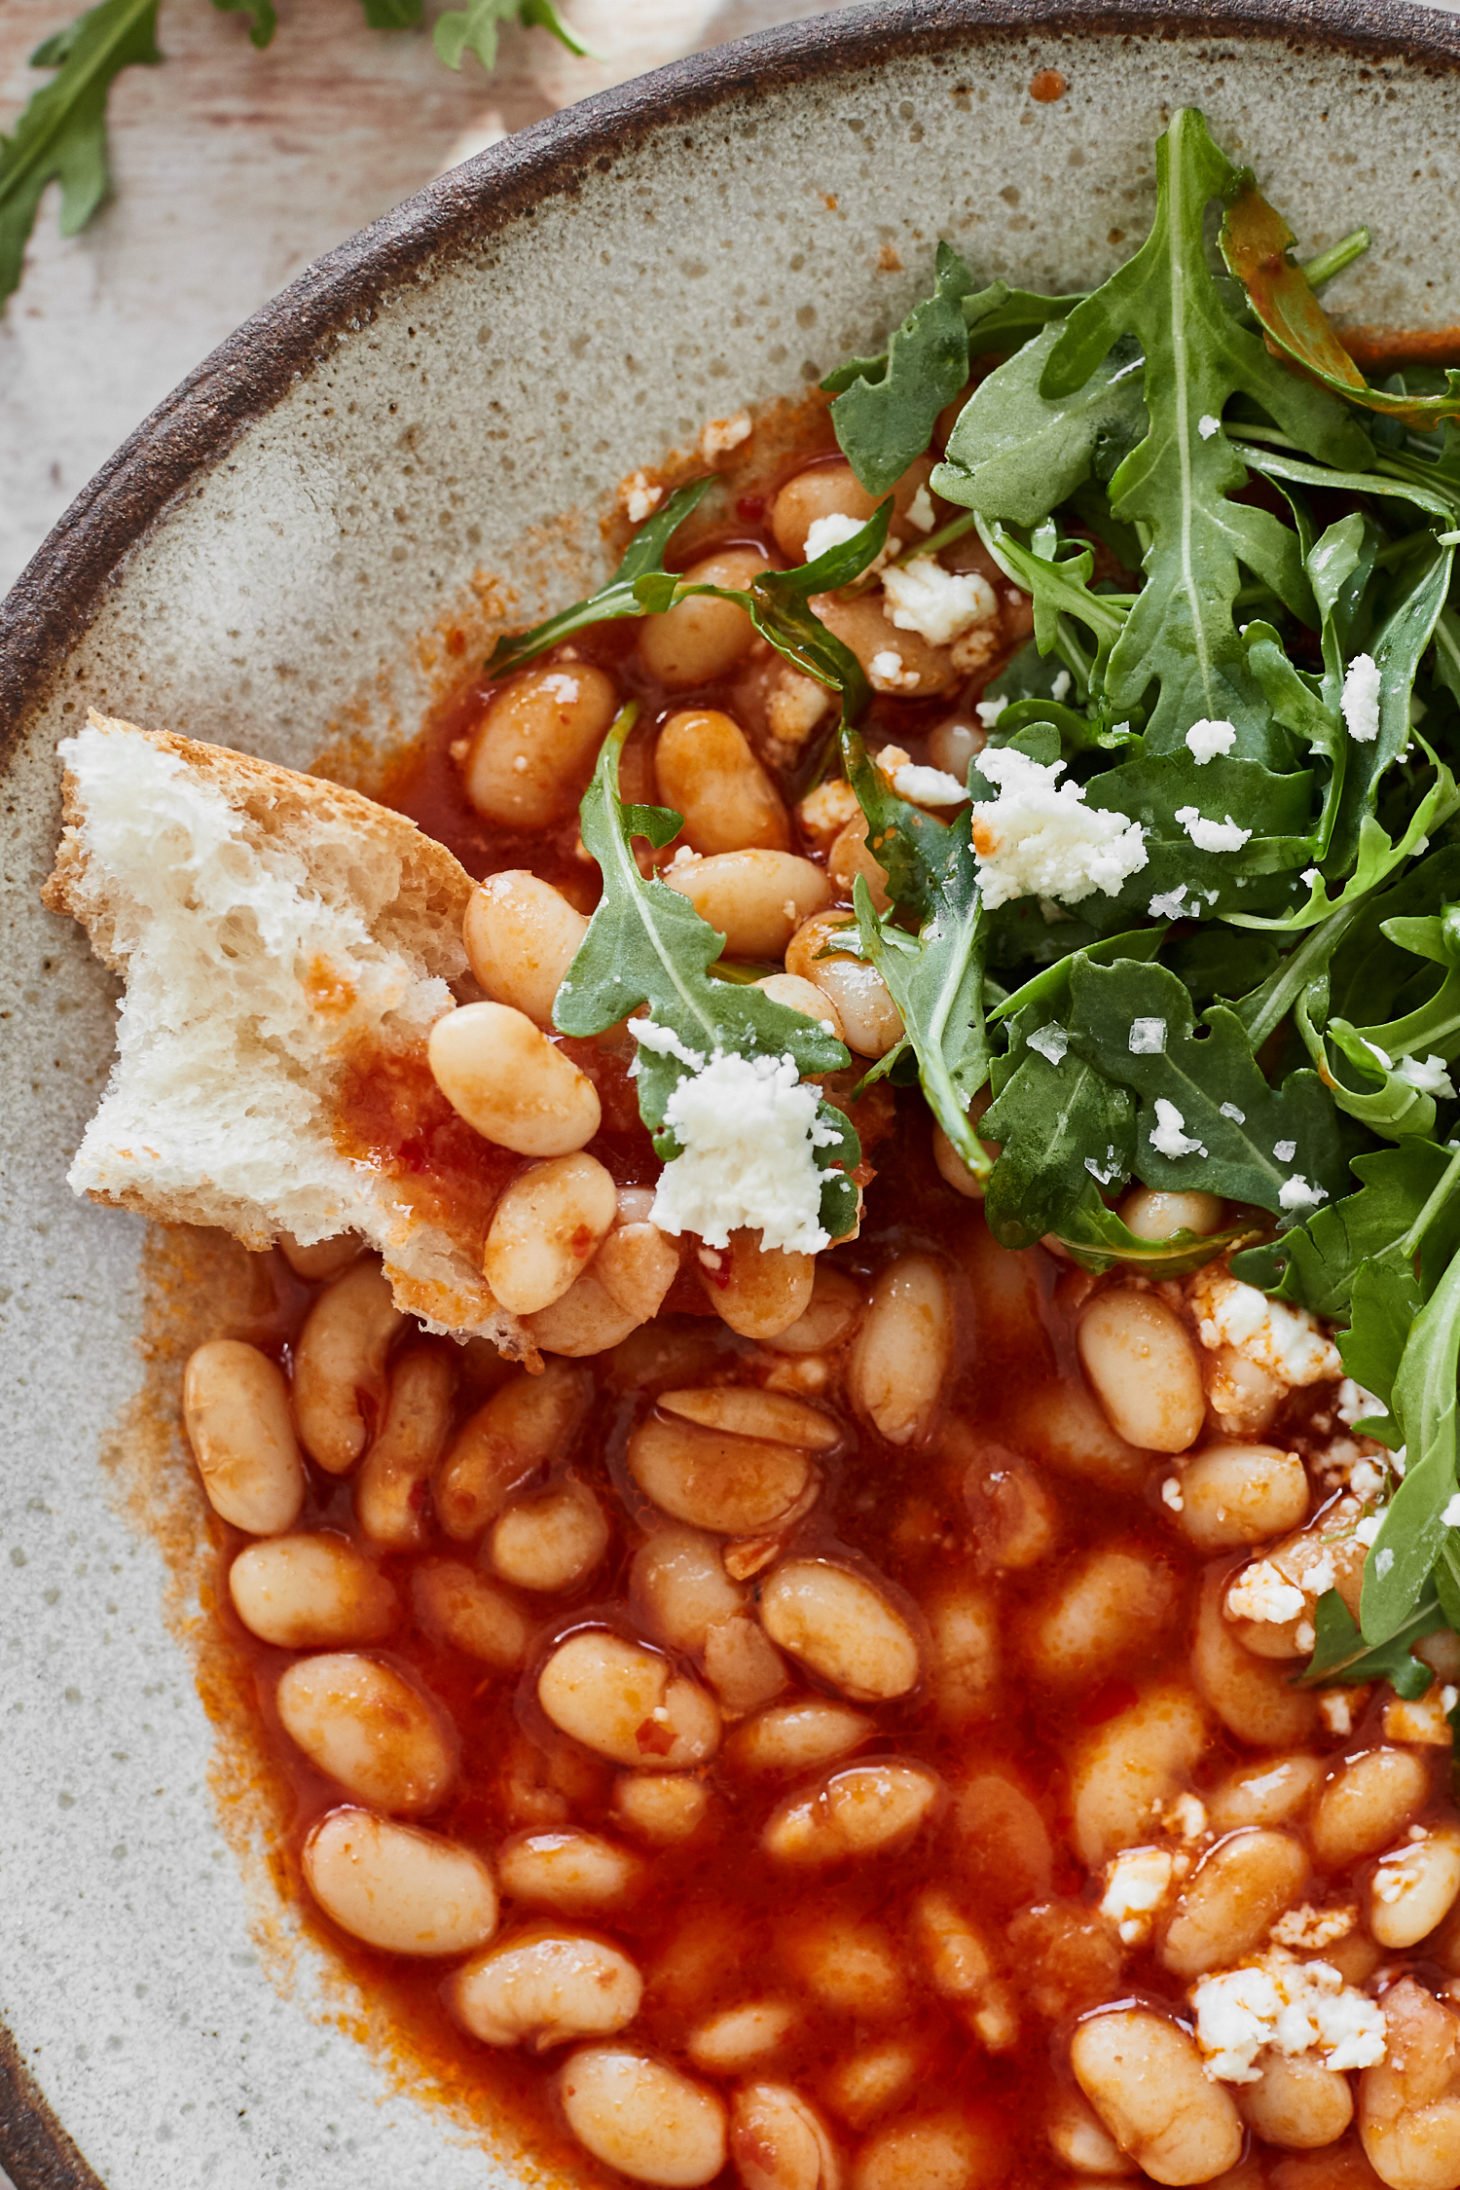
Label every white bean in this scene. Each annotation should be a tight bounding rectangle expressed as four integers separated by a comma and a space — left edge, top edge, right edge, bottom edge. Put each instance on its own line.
631, 1526, 745, 1651
463, 870, 588, 1026
594, 1220, 681, 1323
537, 1630, 720, 1769
428, 1002, 602, 1157
410, 1560, 530, 1669
354, 1344, 455, 1549
461, 662, 618, 827
762, 1760, 942, 1866
483, 1152, 618, 1316
182, 1339, 305, 1535
1206, 1753, 1325, 1833
1071, 2009, 1243, 2185
228, 1533, 398, 1648
847, 1254, 953, 1445
761, 1268, 864, 1356
700, 1229, 817, 1339
628, 1411, 816, 1534
302, 1807, 496, 1955
559, 2045, 727, 2186
1019, 1546, 1179, 1687
276, 1231, 362, 1281
849, 2110, 1006, 2190
755, 973, 846, 1045
923, 1582, 1001, 1726
1172, 1443, 1311, 1551
489, 1474, 609, 1593
785, 913, 904, 1059
1159, 1828, 1309, 1978
653, 702, 788, 849
1118, 1189, 1225, 1242
291, 1260, 405, 1474
527, 1269, 643, 1356
759, 1559, 922, 1701
658, 1386, 840, 1449
450, 1927, 642, 2051
641, 551, 772, 692
1241, 2047, 1354, 2151
435, 1359, 590, 1541
688, 2003, 800, 2076
1191, 1571, 1318, 1748
1370, 1823, 1460, 1949
1359, 1977, 1460, 2190
1067, 1683, 1210, 1869
723, 1700, 873, 1778
781, 1908, 907, 2018
611, 1771, 712, 1844
1313, 1747, 1431, 1873
731, 2084, 843, 2190
275, 1653, 455, 1813
665, 850, 832, 958
1077, 1289, 1205, 1455
701, 1611, 787, 1713
496, 1828, 648, 1915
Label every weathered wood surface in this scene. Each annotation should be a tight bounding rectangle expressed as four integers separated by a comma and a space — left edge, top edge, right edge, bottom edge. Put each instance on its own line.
0, 0, 843, 595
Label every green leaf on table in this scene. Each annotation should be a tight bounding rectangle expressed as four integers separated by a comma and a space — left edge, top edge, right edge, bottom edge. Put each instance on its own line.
1221, 184, 1460, 429
553, 711, 859, 1242
1299, 1587, 1443, 1696
484, 479, 715, 676
211, 0, 277, 48
1038, 109, 1371, 751
359, 0, 422, 24
0, 0, 162, 312
434, 0, 589, 72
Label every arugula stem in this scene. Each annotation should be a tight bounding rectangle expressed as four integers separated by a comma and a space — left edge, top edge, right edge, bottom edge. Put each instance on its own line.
1237, 902, 1363, 1049
892, 512, 979, 566
1300, 228, 1371, 291
1400, 1145, 1460, 1261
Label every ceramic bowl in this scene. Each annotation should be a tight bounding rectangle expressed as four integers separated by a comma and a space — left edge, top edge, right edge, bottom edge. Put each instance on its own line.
6, 1, 1460, 2182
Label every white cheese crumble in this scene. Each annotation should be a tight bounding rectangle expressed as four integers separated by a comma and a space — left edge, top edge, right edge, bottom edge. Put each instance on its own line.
1161, 1475, 1185, 1512
1319, 1691, 1356, 1737
1051, 668, 1072, 703
1342, 652, 1382, 744
869, 648, 922, 693
1383, 1689, 1455, 1746
1220, 1101, 1246, 1124
1189, 1268, 1342, 1386
803, 511, 867, 563
698, 411, 753, 459
882, 559, 998, 645
1129, 1016, 1167, 1055
1176, 806, 1252, 853
1337, 1378, 1383, 1428
975, 698, 1004, 728
1027, 1022, 1070, 1065
1191, 1950, 1386, 2083
1164, 1791, 1208, 1841
1185, 718, 1238, 763
1149, 884, 1189, 919
621, 471, 663, 524
968, 746, 1149, 909
1099, 1846, 1177, 1944
1198, 413, 1222, 440
1355, 1512, 1384, 1546
1227, 1560, 1307, 1625
890, 762, 968, 807
905, 483, 936, 533
1396, 1053, 1457, 1099
629, 1026, 840, 1256
1150, 1098, 1207, 1160
1270, 1903, 1355, 1950
540, 671, 582, 704
1442, 1494, 1460, 1528
1274, 1139, 1297, 1163
1279, 1174, 1327, 1213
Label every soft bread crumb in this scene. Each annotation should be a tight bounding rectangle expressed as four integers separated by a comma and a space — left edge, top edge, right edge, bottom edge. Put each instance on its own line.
44, 711, 529, 1355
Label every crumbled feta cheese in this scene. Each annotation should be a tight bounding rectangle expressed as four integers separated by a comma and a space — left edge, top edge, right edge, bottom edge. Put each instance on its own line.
1149, 885, 1189, 919
1084, 1145, 1122, 1186
622, 471, 663, 524
1279, 1174, 1326, 1213
1319, 1691, 1356, 1737
1198, 413, 1222, 440
1337, 1379, 1383, 1428
1342, 652, 1382, 744
975, 698, 1004, 728
905, 483, 936, 533
1365, 1039, 1394, 1070
1304, 1554, 1338, 1597
1164, 1792, 1208, 1841
1354, 1513, 1384, 1547
1270, 1903, 1355, 1950
1227, 1560, 1307, 1625
968, 746, 1150, 909
890, 762, 968, 807
1027, 1022, 1070, 1066
1191, 1950, 1386, 2083
1375, 1547, 1395, 1578
1396, 1053, 1457, 1099
1274, 1139, 1297, 1163
1443, 1494, 1460, 1528
1161, 1476, 1185, 1512
804, 511, 868, 563
1189, 1268, 1342, 1385
1051, 668, 1072, 703
1382, 1690, 1453, 1746
1150, 1098, 1207, 1160
698, 411, 753, 459
1100, 1845, 1177, 1944
540, 671, 582, 704
1348, 1459, 1387, 1501
1302, 867, 1322, 888
1185, 718, 1238, 763
882, 559, 998, 646
868, 648, 922, 693
1220, 1101, 1246, 1124
1175, 806, 1252, 853
1374, 1833, 1443, 1905
1129, 1017, 1167, 1055
631, 1031, 842, 1255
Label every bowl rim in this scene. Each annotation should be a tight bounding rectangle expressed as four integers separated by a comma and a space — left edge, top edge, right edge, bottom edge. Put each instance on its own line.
4, 0, 1460, 2181
2, 0, 1459, 769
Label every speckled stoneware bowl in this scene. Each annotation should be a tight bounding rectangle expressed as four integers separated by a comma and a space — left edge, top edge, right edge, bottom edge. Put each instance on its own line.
7, 1, 1460, 2181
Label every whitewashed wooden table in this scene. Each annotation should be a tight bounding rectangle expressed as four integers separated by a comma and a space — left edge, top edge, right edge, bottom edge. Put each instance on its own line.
0, 0, 850, 596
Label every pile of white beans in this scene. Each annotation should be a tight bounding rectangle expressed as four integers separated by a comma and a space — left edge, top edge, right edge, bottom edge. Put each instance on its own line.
179, 450, 1460, 2190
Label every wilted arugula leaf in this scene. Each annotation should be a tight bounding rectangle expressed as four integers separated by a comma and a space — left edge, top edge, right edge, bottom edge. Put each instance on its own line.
983, 1033, 1135, 1253
434, 0, 588, 72
1221, 185, 1460, 429
972, 515, 1129, 707
553, 712, 859, 1240
1039, 109, 1371, 751
485, 479, 714, 675
934, 322, 1147, 528
1299, 1587, 1443, 1696
1232, 1142, 1457, 1318
0, 0, 162, 311
1065, 957, 1349, 1213
837, 730, 990, 1176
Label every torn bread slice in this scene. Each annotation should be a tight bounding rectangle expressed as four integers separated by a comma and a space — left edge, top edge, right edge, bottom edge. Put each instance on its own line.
45, 710, 527, 1353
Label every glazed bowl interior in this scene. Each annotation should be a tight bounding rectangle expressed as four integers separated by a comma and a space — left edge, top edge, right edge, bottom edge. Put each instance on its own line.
6, 3, 1460, 2184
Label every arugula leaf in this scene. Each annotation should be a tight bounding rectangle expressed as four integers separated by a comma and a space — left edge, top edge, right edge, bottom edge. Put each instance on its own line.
0, 0, 162, 312
1039, 109, 1371, 752
1221, 184, 1460, 429
1300, 1587, 1443, 1696
1362, 1244, 1460, 1642
838, 730, 991, 1176
483, 480, 715, 677
933, 322, 1147, 528
1232, 1142, 1458, 1318
434, 0, 588, 72
827, 244, 979, 495
211, 0, 277, 48
553, 711, 859, 1241
359, 0, 422, 24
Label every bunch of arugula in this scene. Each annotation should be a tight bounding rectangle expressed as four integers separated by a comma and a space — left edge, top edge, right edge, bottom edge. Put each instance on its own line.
0, 0, 584, 313
484, 104, 1460, 1693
